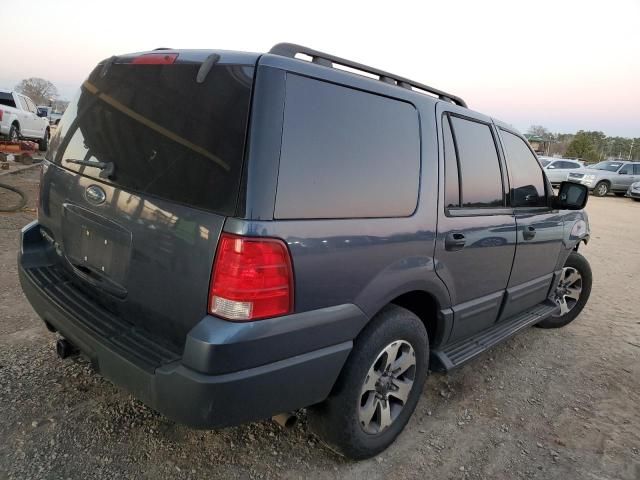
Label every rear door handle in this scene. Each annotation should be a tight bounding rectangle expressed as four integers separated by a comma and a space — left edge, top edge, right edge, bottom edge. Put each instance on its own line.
523, 226, 536, 240
445, 232, 466, 251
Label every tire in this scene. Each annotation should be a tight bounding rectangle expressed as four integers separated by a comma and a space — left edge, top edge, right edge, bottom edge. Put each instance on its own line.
9, 124, 20, 142
537, 251, 592, 329
634, 198, 640, 202
38, 129, 49, 152
308, 305, 428, 459
614, 192, 625, 197
592, 181, 610, 197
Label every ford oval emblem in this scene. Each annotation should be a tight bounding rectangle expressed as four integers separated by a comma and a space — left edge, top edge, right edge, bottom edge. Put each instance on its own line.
85, 185, 106, 205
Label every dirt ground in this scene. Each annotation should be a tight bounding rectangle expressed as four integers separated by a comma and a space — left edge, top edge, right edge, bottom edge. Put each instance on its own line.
1, 167, 638, 480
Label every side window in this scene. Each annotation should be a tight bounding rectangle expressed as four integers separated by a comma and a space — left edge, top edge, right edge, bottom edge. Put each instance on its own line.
18, 96, 29, 111
275, 75, 420, 219
619, 164, 633, 175
634, 164, 640, 175
448, 116, 504, 208
500, 130, 547, 208
442, 115, 460, 208
25, 97, 37, 113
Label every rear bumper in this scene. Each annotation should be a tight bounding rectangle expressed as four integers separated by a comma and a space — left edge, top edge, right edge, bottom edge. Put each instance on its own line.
19, 221, 363, 428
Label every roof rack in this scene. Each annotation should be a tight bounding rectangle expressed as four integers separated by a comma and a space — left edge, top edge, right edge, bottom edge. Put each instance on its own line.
269, 43, 467, 108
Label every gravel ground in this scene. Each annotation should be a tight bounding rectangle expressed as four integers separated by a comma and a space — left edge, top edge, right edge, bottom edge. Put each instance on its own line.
1, 167, 639, 479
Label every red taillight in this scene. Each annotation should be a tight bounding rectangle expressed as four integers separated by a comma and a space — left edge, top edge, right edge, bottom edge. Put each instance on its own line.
0, 110, 3, 121
209, 233, 294, 321
131, 53, 178, 65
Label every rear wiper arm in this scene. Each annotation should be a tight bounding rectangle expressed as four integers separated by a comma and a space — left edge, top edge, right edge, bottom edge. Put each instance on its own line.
65, 159, 115, 179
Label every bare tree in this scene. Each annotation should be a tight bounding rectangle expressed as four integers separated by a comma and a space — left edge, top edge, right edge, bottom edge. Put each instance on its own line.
15, 78, 58, 105
527, 125, 553, 140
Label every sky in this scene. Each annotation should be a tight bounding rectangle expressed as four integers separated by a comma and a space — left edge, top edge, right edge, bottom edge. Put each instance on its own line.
2, 0, 639, 137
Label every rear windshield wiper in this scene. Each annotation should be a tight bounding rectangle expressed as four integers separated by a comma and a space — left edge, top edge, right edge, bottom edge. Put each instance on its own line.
65, 159, 115, 179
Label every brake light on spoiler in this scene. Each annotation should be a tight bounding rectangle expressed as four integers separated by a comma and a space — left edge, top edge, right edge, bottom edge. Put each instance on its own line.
208, 233, 294, 321
131, 53, 178, 65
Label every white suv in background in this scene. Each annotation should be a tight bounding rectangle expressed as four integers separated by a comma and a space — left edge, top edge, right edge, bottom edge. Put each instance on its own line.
539, 157, 584, 185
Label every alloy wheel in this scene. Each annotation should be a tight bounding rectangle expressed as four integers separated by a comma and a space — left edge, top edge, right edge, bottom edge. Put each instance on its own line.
553, 266, 583, 317
358, 340, 416, 434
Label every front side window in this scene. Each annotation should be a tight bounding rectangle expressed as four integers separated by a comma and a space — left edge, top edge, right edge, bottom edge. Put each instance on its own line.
448, 116, 504, 208
619, 164, 633, 175
500, 130, 547, 208
634, 164, 640, 175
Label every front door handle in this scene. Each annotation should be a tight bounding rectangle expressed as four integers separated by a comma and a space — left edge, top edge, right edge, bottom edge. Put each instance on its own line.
445, 232, 466, 251
523, 226, 536, 240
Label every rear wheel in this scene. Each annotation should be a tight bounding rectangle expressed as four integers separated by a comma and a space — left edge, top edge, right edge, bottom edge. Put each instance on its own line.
592, 181, 610, 197
308, 305, 428, 459
537, 251, 592, 329
9, 124, 20, 142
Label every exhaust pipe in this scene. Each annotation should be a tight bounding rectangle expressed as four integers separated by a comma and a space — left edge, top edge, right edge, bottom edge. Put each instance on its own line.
272, 412, 298, 429
56, 338, 78, 359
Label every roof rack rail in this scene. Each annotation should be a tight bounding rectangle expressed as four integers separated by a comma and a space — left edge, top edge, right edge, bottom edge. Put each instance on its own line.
269, 43, 467, 108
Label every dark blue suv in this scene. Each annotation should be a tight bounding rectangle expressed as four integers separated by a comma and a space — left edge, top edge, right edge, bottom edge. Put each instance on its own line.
18, 44, 592, 459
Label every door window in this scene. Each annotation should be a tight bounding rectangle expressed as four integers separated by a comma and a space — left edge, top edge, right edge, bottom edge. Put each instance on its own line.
500, 130, 548, 207
447, 116, 504, 208
619, 164, 633, 175
18, 96, 29, 111
443, 115, 460, 208
634, 164, 640, 175
24, 97, 37, 114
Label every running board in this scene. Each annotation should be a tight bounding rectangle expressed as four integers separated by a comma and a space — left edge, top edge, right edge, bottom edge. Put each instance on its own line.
431, 301, 559, 371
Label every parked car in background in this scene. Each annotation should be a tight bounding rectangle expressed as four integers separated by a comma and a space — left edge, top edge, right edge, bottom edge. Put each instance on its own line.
568, 160, 640, 196
0, 89, 50, 150
36, 105, 64, 126
18, 43, 592, 460
626, 181, 640, 201
541, 158, 584, 185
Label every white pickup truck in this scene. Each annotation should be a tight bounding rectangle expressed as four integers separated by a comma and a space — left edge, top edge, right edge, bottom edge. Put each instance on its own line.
0, 89, 50, 151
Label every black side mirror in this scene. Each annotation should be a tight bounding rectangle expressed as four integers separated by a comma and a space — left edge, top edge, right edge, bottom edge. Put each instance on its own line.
36, 110, 48, 118
619, 170, 627, 175
553, 181, 588, 210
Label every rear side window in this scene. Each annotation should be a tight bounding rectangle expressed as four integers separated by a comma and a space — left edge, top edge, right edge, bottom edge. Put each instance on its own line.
448, 116, 504, 208
443, 115, 460, 208
49, 62, 254, 215
275, 75, 420, 219
634, 164, 640, 175
500, 130, 547, 207
0, 92, 16, 108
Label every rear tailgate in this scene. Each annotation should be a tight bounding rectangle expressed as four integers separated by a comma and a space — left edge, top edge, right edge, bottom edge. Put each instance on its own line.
36, 51, 255, 350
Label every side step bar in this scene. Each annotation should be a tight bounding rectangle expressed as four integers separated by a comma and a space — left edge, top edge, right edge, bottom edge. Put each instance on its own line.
431, 301, 559, 371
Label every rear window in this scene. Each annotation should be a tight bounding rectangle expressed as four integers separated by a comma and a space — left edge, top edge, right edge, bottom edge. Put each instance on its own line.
0, 92, 16, 108
48, 61, 254, 215
274, 75, 420, 219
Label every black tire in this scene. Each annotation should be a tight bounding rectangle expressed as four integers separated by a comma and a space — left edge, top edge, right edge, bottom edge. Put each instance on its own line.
592, 181, 610, 197
634, 198, 640, 202
308, 305, 428, 459
614, 192, 625, 197
38, 129, 49, 152
537, 251, 592, 329
9, 123, 20, 142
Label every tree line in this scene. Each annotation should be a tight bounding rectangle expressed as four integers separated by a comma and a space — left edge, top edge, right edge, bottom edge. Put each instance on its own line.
527, 125, 638, 162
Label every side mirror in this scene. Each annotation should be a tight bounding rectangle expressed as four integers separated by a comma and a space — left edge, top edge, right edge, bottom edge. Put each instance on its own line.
553, 182, 588, 210
547, 165, 556, 169
619, 170, 627, 175
36, 110, 48, 118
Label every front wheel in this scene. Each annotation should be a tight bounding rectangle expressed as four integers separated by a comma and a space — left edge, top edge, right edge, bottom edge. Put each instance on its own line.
592, 181, 610, 197
537, 251, 592, 329
38, 129, 49, 152
308, 305, 428, 459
